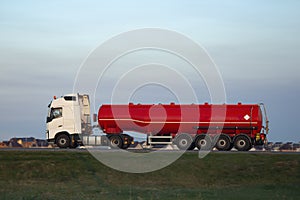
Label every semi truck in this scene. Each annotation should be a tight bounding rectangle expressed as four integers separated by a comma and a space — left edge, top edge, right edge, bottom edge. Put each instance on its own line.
46, 93, 269, 151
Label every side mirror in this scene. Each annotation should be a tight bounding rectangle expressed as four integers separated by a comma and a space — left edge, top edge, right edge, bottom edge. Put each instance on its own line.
93, 114, 97, 122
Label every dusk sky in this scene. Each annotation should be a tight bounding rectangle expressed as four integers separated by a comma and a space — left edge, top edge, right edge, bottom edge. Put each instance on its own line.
0, 0, 300, 142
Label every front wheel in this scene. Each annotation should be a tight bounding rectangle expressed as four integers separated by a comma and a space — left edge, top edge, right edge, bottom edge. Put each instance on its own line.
56, 134, 70, 148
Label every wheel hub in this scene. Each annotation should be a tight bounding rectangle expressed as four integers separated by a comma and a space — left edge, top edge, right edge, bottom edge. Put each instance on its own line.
180, 139, 188, 146
200, 139, 206, 146
59, 139, 66, 145
238, 140, 245, 147
218, 139, 226, 147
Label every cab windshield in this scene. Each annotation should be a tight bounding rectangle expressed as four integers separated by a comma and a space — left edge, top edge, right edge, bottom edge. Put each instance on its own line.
46, 107, 63, 122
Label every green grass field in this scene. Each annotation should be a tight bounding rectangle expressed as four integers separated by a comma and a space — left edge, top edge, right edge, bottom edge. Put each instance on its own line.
0, 151, 299, 200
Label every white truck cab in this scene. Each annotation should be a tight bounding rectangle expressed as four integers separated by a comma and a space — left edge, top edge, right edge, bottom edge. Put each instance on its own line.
46, 93, 92, 148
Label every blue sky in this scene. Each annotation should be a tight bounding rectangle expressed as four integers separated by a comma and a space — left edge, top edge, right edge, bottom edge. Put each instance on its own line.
0, 0, 300, 142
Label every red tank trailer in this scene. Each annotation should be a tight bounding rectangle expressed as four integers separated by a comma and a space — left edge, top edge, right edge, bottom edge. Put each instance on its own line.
98, 103, 269, 151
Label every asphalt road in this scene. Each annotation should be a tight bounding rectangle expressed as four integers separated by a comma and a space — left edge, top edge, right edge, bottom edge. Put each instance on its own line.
0, 147, 299, 154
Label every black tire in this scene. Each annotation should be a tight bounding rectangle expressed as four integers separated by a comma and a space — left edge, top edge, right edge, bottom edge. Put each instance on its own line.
174, 134, 193, 150
234, 135, 252, 151
56, 134, 70, 148
195, 135, 212, 150
70, 141, 78, 149
228, 142, 234, 151
121, 143, 131, 149
108, 135, 123, 149
215, 134, 232, 151
187, 142, 196, 151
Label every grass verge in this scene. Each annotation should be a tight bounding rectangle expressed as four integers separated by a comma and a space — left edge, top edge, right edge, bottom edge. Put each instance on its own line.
0, 151, 299, 200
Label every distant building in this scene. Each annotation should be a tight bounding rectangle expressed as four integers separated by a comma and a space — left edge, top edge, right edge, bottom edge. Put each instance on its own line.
265, 142, 274, 150
0, 141, 8, 148
8, 137, 37, 148
279, 142, 293, 151
36, 139, 49, 147
8, 138, 23, 148
292, 143, 300, 151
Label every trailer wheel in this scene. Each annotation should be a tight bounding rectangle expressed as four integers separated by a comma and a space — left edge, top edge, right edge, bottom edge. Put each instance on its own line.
215, 135, 232, 151
195, 135, 212, 150
108, 135, 123, 149
121, 143, 131, 149
234, 135, 251, 151
56, 134, 70, 148
174, 134, 193, 150
187, 142, 196, 151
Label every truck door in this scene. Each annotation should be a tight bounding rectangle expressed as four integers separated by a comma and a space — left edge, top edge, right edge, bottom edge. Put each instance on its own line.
47, 107, 63, 138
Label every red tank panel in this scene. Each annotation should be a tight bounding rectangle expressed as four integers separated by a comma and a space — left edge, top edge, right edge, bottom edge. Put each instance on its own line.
98, 103, 263, 137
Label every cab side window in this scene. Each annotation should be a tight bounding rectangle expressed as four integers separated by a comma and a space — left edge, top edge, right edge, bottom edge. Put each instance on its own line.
51, 108, 62, 119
